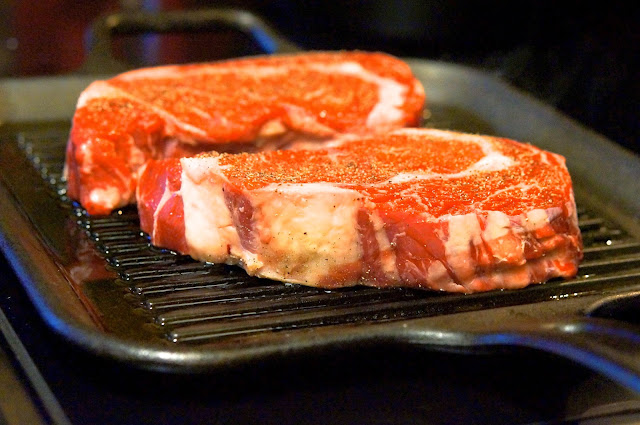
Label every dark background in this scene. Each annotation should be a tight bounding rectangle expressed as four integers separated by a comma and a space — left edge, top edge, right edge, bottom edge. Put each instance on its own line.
1, 0, 638, 155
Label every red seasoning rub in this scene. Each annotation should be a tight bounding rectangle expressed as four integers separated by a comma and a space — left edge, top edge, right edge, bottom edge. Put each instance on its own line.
64, 51, 425, 215
138, 128, 583, 293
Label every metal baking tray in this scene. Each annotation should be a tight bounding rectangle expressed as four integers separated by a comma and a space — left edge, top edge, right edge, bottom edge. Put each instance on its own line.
1, 51, 640, 388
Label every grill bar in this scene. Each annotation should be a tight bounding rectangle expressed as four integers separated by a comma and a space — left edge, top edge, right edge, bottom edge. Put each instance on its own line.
582, 241, 640, 259
15, 127, 640, 346
133, 274, 251, 295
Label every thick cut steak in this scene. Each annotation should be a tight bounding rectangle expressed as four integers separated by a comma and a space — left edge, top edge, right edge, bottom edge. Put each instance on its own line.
64, 51, 425, 215
138, 129, 583, 293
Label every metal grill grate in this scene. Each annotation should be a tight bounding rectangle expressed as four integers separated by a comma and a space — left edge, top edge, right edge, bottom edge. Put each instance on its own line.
16, 127, 640, 345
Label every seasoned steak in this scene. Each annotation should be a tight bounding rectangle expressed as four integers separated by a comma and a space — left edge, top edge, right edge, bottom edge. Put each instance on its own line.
64, 51, 425, 215
137, 128, 583, 293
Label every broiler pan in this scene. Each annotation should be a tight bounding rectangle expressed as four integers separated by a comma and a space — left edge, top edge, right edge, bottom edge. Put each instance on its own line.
1, 9, 640, 391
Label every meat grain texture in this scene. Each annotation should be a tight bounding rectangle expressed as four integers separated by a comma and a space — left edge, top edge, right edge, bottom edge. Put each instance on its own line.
138, 128, 583, 293
64, 51, 425, 215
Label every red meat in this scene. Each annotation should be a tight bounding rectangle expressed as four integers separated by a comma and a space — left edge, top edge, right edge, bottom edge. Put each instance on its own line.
138, 128, 583, 293
64, 51, 425, 215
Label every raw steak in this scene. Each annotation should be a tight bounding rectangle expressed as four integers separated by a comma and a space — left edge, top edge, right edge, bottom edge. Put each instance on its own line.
137, 128, 583, 293
64, 51, 425, 215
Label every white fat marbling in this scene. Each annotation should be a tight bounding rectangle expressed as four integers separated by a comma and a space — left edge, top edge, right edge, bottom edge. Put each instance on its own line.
482, 211, 511, 240
250, 184, 363, 284
384, 129, 515, 184
311, 62, 409, 128
88, 187, 120, 212
444, 213, 482, 282
524, 208, 551, 232
181, 156, 241, 263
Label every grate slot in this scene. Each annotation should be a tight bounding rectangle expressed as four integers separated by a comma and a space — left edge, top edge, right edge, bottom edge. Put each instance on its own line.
582, 241, 640, 260
100, 242, 151, 256
121, 263, 212, 282
80, 221, 139, 230
580, 228, 627, 245
144, 284, 315, 310
88, 229, 143, 242
94, 238, 150, 255
88, 228, 143, 239
15, 127, 640, 346
576, 254, 640, 276
155, 289, 414, 326
577, 217, 605, 232
77, 209, 141, 223
166, 296, 424, 343
108, 254, 184, 269
132, 274, 253, 295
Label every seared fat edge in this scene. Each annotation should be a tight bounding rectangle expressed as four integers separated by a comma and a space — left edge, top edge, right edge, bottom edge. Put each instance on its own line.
442, 204, 575, 292
249, 183, 363, 285
181, 156, 242, 262
181, 157, 377, 286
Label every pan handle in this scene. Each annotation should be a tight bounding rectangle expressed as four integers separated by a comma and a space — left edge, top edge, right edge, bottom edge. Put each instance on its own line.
82, 8, 301, 73
472, 316, 640, 392
398, 292, 640, 392
468, 292, 640, 392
